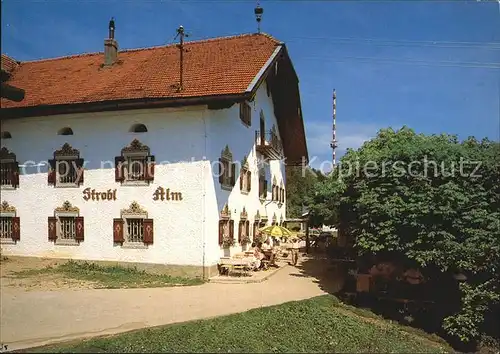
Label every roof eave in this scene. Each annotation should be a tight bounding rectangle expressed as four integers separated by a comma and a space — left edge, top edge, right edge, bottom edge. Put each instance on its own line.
0, 93, 248, 119
245, 44, 283, 95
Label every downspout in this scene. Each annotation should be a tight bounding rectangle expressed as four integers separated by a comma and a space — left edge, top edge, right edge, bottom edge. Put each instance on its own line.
201, 109, 208, 279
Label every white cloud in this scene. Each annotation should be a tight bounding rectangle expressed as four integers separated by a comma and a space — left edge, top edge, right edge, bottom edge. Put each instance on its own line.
304, 120, 382, 172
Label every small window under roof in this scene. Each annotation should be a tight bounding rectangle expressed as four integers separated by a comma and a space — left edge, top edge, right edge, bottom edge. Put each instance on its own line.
57, 127, 73, 136
1, 131, 12, 139
129, 124, 148, 133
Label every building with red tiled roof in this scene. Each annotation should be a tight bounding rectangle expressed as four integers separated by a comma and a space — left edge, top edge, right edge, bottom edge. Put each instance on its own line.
1, 54, 25, 102
0, 20, 308, 278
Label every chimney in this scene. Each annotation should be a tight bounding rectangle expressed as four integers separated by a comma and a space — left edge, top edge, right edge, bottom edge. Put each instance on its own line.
104, 18, 118, 66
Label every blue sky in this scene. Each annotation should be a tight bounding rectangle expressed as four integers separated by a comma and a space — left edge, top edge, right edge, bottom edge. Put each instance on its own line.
2, 0, 499, 171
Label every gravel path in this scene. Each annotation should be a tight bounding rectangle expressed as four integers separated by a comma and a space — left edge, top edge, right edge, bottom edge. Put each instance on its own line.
1, 256, 341, 351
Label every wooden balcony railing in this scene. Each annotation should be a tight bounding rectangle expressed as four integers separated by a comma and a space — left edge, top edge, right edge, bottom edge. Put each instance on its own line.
255, 130, 283, 159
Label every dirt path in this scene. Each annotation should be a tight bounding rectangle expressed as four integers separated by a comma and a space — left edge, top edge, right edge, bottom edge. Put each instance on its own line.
0, 256, 342, 352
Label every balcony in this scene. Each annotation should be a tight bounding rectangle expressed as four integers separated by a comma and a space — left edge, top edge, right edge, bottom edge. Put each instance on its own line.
255, 130, 283, 160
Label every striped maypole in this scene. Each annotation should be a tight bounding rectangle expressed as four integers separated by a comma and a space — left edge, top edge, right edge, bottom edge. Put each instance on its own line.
330, 89, 338, 167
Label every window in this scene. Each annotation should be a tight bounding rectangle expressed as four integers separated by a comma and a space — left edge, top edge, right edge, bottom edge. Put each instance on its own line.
0, 201, 20, 244
239, 102, 251, 127
57, 127, 73, 136
113, 201, 153, 247
253, 220, 259, 241
48, 143, 84, 187
48, 201, 84, 245
219, 204, 234, 247
126, 218, 144, 243
240, 156, 251, 194
129, 123, 148, 133
272, 213, 277, 226
219, 145, 236, 191
0, 131, 12, 139
115, 139, 155, 185
278, 181, 285, 207
258, 166, 267, 201
238, 208, 250, 245
0, 147, 19, 189
272, 176, 278, 201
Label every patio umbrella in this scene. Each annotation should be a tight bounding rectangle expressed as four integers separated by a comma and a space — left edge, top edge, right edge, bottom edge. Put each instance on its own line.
259, 225, 294, 239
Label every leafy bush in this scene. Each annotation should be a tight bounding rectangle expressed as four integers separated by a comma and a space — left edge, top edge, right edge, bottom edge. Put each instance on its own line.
308, 127, 500, 346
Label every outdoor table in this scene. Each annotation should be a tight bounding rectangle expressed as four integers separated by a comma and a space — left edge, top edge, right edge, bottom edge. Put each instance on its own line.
219, 258, 253, 276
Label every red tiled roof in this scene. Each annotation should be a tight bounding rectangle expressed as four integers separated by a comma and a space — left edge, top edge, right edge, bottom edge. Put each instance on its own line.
0, 33, 282, 109
1, 54, 19, 75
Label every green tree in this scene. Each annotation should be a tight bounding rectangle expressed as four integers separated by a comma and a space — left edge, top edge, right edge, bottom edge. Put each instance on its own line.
310, 126, 500, 345
286, 165, 319, 218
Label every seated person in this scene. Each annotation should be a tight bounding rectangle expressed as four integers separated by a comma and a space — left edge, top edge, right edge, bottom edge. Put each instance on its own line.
261, 238, 272, 251
251, 242, 265, 270
261, 238, 276, 266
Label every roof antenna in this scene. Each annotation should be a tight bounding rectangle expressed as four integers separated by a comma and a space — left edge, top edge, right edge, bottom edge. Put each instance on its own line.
254, 1, 264, 33
174, 25, 189, 92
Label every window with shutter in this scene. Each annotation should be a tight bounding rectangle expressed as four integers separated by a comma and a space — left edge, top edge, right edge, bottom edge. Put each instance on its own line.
240, 167, 251, 194
118, 201, 151, 247
238, 221, 243, 243
218, 220, 224, 245
115, 156, 125, 182
118, 139, 154, 186
220, 145, 234, 191
247, 170, 252, 192
50, 201, 82, 245
75, 217, 84, 241
48, 216, 57, 241
0, 201, 19, 243
253, 221, 259, 241
113, 218, 125, 243
0, 147, 20, 189
229, 220, 234, 240
239, 102, 251, 127
143, 219, 154, 244
47, 143, 84, 187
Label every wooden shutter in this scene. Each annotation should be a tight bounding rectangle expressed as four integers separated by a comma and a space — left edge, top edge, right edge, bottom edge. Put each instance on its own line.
245, 221, 250, 239
12, 216, 20, 241
240, 170, 244, 191
115, 156, 125, 182
238, 221, 243, 243
229, 219, 234, 240
218, 220, 224, 245
113, 218, 124, 243
143, 218, 154, 244
259, 179, 263, 197
13, 161, 20, 187
75, 158, 84, 185
144, 156, 155, 181
218, 158, 224, 184
264, 180, 268, 198
75, 216, 84, 241
47, 159, 56, 185
48, 216, 57, 241
247, 171, 251, 192
230, 163, 236, 186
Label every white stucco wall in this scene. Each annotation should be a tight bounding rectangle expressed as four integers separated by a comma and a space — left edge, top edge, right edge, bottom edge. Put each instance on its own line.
0, 81, 288, 268
0, 107, 210, 267
205, 82, 287, 256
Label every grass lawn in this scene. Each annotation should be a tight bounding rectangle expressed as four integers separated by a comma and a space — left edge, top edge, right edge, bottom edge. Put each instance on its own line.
12, 260, 204, 289
25, 295, 451, 353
